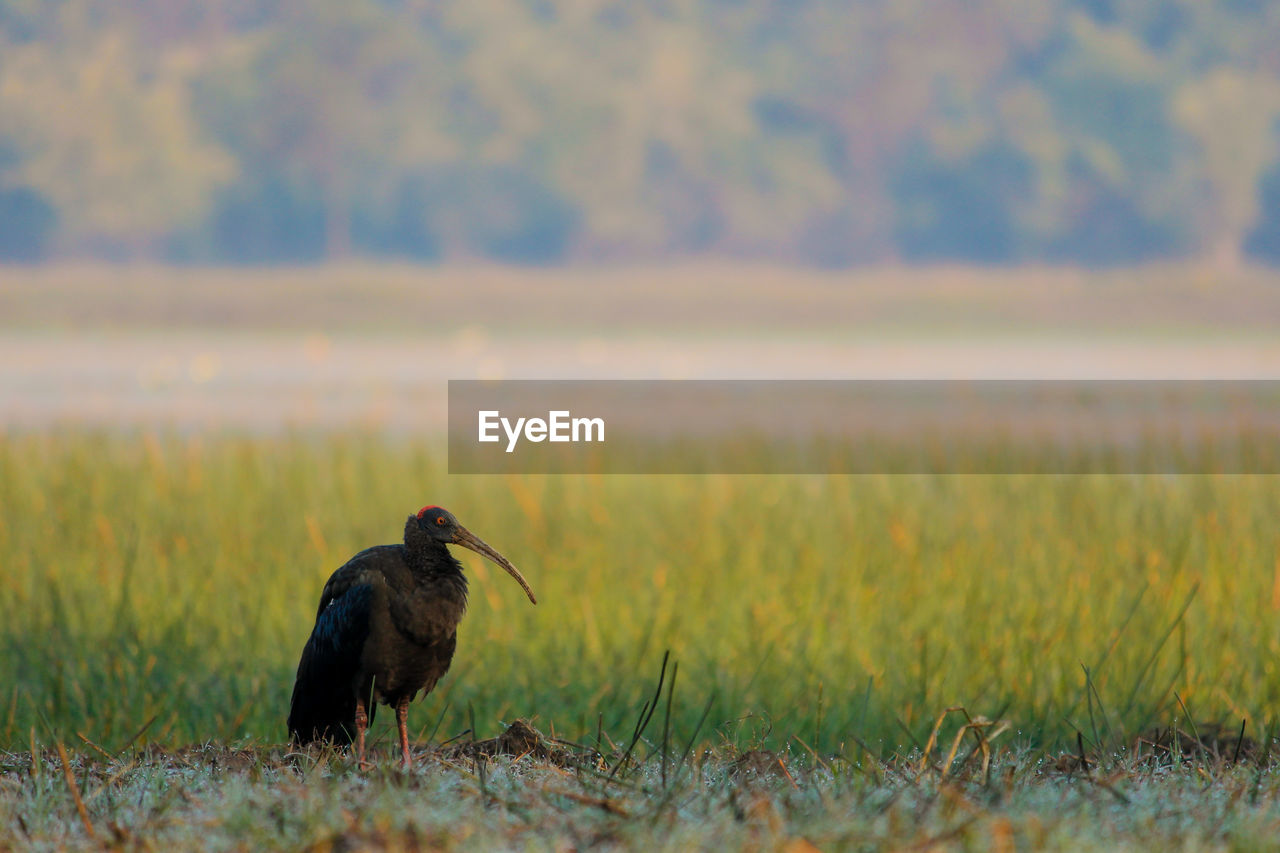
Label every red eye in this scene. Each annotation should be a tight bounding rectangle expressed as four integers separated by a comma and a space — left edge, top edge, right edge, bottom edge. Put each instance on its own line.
435, 516, 447, 526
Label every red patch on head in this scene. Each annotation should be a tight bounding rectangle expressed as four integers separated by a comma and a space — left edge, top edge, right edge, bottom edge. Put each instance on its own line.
416, 505, 440, 518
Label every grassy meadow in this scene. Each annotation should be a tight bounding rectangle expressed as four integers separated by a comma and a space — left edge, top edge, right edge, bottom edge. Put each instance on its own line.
4, 431, 1280, 757
4, 431, 1280, 847
5, 264, 1280, 848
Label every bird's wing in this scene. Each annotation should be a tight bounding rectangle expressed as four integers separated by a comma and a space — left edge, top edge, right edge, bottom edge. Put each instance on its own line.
288, 548, 397, 745
288, 581, 375, 745
312, 545, 399, 620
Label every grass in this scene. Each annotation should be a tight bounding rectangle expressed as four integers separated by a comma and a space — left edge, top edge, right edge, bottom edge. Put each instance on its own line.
3, 431, 1280, 848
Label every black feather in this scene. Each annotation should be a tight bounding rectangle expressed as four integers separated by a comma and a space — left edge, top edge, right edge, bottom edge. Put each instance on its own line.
287, 583, 374, 744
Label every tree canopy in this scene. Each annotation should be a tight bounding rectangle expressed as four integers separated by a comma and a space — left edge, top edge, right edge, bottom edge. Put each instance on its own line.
1, 0, 1278, 265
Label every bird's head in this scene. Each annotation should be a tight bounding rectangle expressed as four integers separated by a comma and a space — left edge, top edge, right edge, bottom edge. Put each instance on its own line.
415, 505, 537, 604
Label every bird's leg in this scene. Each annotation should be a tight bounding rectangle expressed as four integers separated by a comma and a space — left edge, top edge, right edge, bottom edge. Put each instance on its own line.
354, 696, 369, 770
396, 696, 412, 769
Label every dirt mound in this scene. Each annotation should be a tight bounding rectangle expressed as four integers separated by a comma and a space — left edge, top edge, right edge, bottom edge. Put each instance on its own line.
440, 719, 587, 768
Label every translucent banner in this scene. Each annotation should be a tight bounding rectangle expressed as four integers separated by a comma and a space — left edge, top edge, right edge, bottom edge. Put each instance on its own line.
448, 380, 1280, 474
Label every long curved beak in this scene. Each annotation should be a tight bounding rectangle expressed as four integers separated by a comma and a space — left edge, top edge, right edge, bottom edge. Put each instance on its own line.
452, 526, 537, 605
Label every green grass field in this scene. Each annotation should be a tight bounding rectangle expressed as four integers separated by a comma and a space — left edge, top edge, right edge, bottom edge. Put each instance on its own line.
3, 432, 1280, 848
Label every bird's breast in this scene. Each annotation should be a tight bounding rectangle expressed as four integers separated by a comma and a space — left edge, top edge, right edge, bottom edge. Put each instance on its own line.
380, 582, 466, 648
365, 589, 461, 702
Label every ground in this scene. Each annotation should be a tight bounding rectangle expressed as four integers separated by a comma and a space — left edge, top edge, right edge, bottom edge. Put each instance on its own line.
5, 719, 1279, 851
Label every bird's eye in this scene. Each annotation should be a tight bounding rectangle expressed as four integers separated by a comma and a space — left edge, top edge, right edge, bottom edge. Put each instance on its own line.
435, 516, 447, 526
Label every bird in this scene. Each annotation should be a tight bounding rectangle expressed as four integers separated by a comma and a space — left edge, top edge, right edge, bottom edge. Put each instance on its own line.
287, 505, 536, 768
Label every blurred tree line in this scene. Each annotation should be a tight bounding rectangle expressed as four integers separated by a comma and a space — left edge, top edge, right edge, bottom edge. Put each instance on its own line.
1, 0, 1279, 266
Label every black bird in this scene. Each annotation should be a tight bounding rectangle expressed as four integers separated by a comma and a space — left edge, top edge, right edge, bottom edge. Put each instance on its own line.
287, 505, 536, 767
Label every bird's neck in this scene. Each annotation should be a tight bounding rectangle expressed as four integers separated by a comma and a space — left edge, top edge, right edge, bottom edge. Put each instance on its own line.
403, 519, 469, 591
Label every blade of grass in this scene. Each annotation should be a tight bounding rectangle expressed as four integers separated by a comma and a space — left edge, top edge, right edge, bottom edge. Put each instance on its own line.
607, 650, 669, 781
1121, 583, 1200, 722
